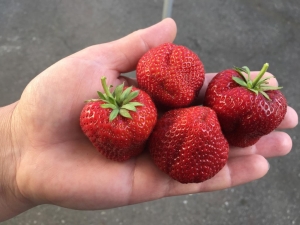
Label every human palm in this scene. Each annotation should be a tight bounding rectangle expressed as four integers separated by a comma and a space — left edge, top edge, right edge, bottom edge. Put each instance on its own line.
8, 18, 297, 211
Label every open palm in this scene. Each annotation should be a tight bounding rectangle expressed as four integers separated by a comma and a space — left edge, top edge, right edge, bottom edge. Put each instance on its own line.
11, 18, 297, 211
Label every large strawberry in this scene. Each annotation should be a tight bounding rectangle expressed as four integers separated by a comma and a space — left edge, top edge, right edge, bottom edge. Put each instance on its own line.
136, 43, 205, 109
204, 63, 287, 147
148, 106, 229, 184
80, 77, 157, 162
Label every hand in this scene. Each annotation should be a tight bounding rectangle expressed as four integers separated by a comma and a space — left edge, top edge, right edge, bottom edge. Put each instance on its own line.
0, 18, 297, 221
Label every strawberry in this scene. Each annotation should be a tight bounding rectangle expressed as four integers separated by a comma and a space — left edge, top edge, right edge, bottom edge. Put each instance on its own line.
136, 43, 205, 109
80, 77, 157, 162
148, 106, 229, 183
204, 63, 287, 147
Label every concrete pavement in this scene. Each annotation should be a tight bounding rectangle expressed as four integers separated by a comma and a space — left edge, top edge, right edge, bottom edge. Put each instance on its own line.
1, 1, 299, 224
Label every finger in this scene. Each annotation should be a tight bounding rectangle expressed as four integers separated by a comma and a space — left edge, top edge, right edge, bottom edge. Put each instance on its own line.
119, 76, 138, 87
128, 153, 267, 203
229, 131, 292, 158
73, 18, 177, 73
198, 73, 216, 101
277, 106, 298, 129
109, 18, 177, 72
165, 155, 268, 196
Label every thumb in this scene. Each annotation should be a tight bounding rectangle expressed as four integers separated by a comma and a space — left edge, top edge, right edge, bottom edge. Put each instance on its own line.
73, 18, 177, 73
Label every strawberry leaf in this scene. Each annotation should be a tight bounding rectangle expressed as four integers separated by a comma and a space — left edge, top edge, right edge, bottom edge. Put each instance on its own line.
85, 99, 101, 103
114, 82, 124, 104
130, 102, 144, 107
109, 108, 119, 121
249, 89, 259, 95
97, 91, 106, 101
123, 90, 139, 105
260, 86, 283, 91
260, 91, 270, 100
232, 77, 248, 87
101, 103, 117, 109
108, 96, 117, 105
241, 66, 251, 76
234, 66, 249, 81
256, 76, 273, 86
121, 104, 137, 111
119, 86, 132, 103
120, 109, 132, 119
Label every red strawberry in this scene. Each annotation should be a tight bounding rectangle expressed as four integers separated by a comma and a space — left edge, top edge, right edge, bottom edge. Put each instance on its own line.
204, 63, 287, 147
148, 106, 229, 184
136, 43, 205, 109
80, 77, 157, 162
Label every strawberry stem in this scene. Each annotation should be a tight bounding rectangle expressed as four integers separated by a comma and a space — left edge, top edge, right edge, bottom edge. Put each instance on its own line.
101, 77, 114, 100
251, 63, 269, 88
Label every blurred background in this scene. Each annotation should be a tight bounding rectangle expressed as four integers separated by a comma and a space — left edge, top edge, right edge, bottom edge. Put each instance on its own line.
0, 0, 299, 224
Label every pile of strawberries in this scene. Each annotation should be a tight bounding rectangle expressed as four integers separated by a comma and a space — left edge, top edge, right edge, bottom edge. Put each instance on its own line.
80, 43, 287, 184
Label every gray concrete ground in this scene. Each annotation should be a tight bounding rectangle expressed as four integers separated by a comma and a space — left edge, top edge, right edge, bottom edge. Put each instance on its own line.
1, 0, 299, 224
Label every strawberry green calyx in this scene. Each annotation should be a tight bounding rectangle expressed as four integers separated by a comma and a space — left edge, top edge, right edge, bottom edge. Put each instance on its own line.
233, 63, 282, 100
93, 77, 143, 121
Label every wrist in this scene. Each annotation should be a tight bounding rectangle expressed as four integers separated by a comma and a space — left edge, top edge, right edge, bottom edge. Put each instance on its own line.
0, 102, 34, 222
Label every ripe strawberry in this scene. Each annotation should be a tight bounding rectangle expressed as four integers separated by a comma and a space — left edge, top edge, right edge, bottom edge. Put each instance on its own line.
136, 43, 205, 109
80, 77, 157, 162
148, 106, 229, 184
204, 63, 287, 147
